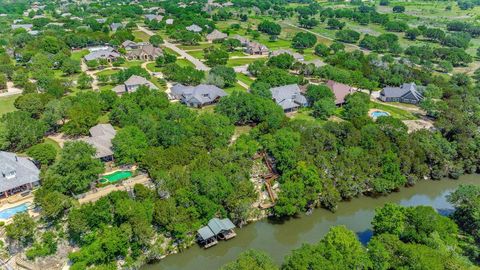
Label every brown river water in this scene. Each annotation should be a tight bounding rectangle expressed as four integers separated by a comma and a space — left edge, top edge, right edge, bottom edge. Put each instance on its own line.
142, 175, 479, 270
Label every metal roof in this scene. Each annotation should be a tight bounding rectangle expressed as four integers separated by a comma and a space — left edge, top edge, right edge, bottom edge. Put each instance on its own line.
0, 152, 40, 193
207, 218, 235, 235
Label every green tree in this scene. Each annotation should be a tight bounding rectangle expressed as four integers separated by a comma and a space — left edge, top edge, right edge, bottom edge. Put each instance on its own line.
209, 65, 236, 87
1, 111, 47, 151
222, 250, 278, 270
204, 47, 229, 66
342, 92, 369, 120
26, 143, 57, 167
77, 73, 93, 89
43, 141, 103, 195
112, 126, 148, 165
291, 32, 317, 50
149, 35, 163, 47
5, 213, 36, 246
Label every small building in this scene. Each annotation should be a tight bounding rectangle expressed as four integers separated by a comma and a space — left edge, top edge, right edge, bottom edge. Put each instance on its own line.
80, 124, 116, 162
300, 59, 326, 68
144, 14, 163, 21
380, 82, 423, 104
233, 35, 249, 46
84, 48, 120, 62
110, 22, 123, 32
197, 217, 236, 248
170, 84, 227, 107
112, 75, 158, 95
245, 41, 269, 55
270, 49, 304, 61
95, 18, 107, 24
165, 18, 174, 25
206, 29, 227, 43
186, 24, 202, 33
11, 24, 33, 31
326, 80, 357, 106
270, 84, 307, 112
0, 152, 40, 199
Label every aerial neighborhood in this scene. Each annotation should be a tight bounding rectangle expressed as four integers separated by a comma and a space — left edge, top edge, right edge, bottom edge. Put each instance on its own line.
0, 0, 479, 269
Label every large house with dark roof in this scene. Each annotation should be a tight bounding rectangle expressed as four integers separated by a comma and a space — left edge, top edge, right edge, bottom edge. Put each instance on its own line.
170, 84, 227, 107
380, 82, 423, 104
0, 152, 40, 198
326, 80, 357, 106
270, 84, 308, 112
84, 47, 120, 62
122, 41, 163, 61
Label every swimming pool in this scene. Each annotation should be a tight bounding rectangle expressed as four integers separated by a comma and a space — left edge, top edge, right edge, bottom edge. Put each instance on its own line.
100, 171, 133, 184
371, 110, 390, 118
0, 203, 29, 220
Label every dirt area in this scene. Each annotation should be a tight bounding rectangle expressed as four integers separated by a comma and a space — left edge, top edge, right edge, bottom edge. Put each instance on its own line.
402, 119, 435, 133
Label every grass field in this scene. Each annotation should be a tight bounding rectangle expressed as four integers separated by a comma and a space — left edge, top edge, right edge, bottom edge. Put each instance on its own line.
237, 73, 255, 87
0, 95, 19, 116
176, 59, 195, 68
146, 62, 162, 72
71, 50, 89, 61
95, 69, 120, 77
227, 57, 262, 67
133, 30, 151, 42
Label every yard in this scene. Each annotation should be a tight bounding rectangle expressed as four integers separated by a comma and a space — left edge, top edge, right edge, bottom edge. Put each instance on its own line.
0, 94, 19, 116
370, 102, 418, 120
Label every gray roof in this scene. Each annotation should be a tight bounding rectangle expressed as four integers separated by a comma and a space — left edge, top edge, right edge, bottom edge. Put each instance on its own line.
186, 24, 202, 32
270, 49, 304, 61
113, 75, 158, 95
110, 22, 123, 31
95, 18, 107, 23
206, 29, 227, 41
11, 24, 33, 30
0, 152, 40, 193
80, 124, 116, 159
145, 14, 163, 21
171, 84, 227, 105
198, 226, 215, 240
84, 49, 120, 61
381, 82, 423, 100
270, 84, 307, 111
207, 218, 235, 235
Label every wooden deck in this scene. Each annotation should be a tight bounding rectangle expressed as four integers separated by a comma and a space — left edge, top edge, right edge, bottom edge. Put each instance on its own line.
203, 239, 218, 249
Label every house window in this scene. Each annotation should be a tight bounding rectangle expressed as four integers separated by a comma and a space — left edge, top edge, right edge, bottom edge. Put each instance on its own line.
5, 170, 16, 179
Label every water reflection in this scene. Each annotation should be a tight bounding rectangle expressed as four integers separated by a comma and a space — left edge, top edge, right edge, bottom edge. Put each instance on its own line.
143, 176, 479, 270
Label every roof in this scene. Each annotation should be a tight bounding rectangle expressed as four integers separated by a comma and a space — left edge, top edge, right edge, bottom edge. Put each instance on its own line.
80, 124, 116, 159
145, 14, 163, 21
381, 82, 423, 100
171, 84, 227, 105
246, 42, 269, 53
84, 49, 120, 61
270, 84, 307, 110
166, 19, 174, 25
198, 226, 215, 240
95, 18, 107, 23
186, 24, 202, 32
0, 152, 40, 193
110, 22, 123, 31
271, 49, 304, 61
125, 75, 156, 87
126, 43, 163, 58
233, 34, 249, 44
326, 80, 356, 105
11, 24, 33, 30
206, 29, 227, 40
207, 218, 235, 235
301, 59, 326, 67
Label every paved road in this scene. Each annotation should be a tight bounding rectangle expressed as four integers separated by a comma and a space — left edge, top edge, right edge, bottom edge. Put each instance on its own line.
137, 25, 210, 71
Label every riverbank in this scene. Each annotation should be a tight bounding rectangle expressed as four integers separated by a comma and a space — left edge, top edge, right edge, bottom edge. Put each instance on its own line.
141, 175, 479, 270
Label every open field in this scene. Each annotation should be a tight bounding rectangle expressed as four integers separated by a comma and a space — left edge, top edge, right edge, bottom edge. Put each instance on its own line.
0, 94, 19, 116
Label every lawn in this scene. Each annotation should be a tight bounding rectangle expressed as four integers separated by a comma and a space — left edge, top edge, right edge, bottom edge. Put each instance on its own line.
178, 43, 213, 50
95, 69, 120, 77
0, 94, 19, 116
119, 60, 143, 68
43, 138, 62, 153
224, 82, 247, 94
71, 49, 89, 61
176, 59, 195, 68
237, 73, 255, 87
161, 47, 180, 56
187, 50, 204, 60
227, 57, 262, 67
370, 102, 418, 120
146, 62, 162, 72
133, 30, 151, 42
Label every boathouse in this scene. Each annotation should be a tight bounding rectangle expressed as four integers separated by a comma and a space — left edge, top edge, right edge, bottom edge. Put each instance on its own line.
197, 217, 236, 248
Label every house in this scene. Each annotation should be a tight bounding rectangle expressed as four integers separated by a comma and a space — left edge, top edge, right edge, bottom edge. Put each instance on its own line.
95, 18, 107, 24
0, 152, 41, 199
166, 18, 174, 25
144, 14, 163, 21
326, 80, 357, 106
206, 29, 227, 43
245, 41, 269, 55
84, 48, 120, 62
170, 84, 227, 107
11, 24, 33, 31
300, 59, 326, 68
197, 217, 236, 248
80, 124, 116, 162
233, 35, 249, 46
122, 41, 163, 60
186, 24, 202, 33
380, 82, 423, 104
270, 49, 304, 61
112, 75, 158, 95
270, 84, 308, 112
110, 22, 123, 32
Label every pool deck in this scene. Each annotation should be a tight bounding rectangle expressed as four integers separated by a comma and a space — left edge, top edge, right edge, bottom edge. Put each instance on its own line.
79, 174, 152, 204
0, 195, 35, 222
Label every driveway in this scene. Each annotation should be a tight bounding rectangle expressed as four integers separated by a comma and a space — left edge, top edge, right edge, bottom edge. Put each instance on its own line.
137, 25, 210, 71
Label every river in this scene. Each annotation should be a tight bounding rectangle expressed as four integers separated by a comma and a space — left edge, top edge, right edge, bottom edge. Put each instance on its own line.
142, 175, 479, 270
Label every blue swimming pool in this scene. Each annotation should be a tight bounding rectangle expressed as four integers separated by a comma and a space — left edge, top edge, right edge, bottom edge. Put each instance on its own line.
371, 110, 390, 118
0, 203, 29, 220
